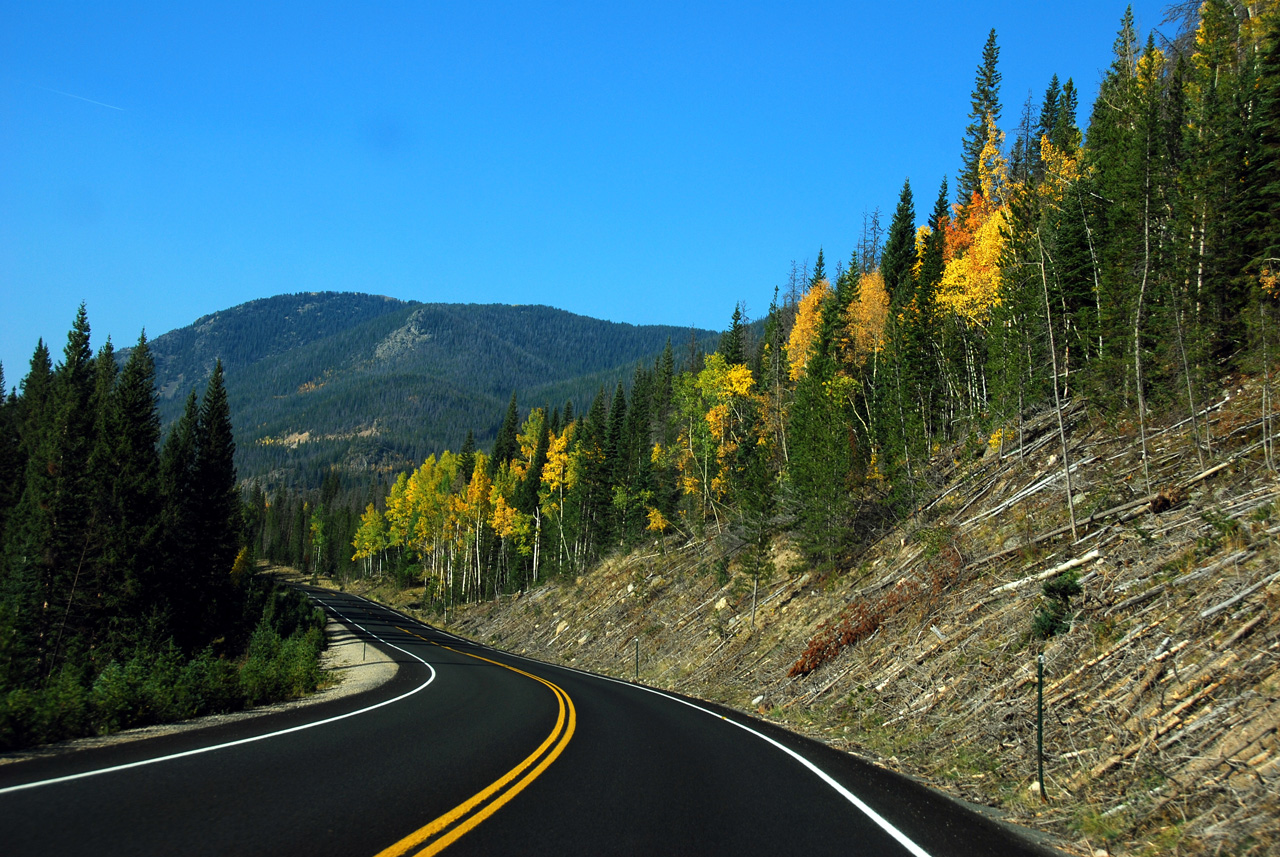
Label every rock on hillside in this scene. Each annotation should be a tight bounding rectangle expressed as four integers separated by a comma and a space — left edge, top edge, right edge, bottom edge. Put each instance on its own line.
363, 375, 1280, 857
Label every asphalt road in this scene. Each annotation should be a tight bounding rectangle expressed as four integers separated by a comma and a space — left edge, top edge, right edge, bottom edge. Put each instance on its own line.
0, 588, 1061, 856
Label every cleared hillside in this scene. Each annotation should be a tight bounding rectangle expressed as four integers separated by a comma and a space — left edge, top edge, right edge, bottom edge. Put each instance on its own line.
344, 375, 1280, 856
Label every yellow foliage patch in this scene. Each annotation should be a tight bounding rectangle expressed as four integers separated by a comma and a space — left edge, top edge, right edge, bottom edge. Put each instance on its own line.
787, 279, 830, 380
842, 271, 890, 368
937, 206, 1007, 326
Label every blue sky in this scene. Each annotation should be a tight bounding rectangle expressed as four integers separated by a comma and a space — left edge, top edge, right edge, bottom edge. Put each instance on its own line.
2, 1, 1173, 386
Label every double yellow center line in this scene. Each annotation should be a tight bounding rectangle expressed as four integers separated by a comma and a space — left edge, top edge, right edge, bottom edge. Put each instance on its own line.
375, 629, 577, 857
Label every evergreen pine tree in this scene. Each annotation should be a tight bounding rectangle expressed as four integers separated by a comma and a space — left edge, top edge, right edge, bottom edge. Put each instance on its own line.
458, 429, 476, 484
81, 338, 120, 651
1008, 94, 1036, 186
881, 179, 917, 309
651, 340, 676, 450
0, 364, 21, 541
810, 248, 826, 286
102, 334, 164, 646
787, 308, 857, 565
604, 382, 628, 490
1032, 75, 1062, 182
572, 390, 610, 562
1083, 6, 1141, 403
490, 392, 520, 474
159, 390, 201, 649
910, 179, 950, 442
44, 308, 98, 673
721, 304, 746, 366
196, 361, 240, 575
959, 29, 1003, 203
1054, 79, 1079, 151
9, 308, 99, 676
0, 342, 54, 683
1241, 14, 1280, 277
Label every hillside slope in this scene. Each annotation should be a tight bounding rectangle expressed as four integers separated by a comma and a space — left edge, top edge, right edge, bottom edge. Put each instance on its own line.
136, 292, 717, 486
356, 376, 1280, 856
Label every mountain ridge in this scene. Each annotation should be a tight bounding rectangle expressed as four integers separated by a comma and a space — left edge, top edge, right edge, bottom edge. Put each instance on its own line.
133, 291, 719, 487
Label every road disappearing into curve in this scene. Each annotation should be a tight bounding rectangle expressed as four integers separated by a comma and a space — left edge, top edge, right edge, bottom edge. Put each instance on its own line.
0, 587, 1060, 856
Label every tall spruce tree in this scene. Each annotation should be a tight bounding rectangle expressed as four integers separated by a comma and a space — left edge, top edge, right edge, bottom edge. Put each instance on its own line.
458, 429, 477, 485
1032, 74, 1062, 181
0, 365, 21, 542
881, 179, 917, 309
40, 307, 98, 675
1, 342, 54, 683
106, 334, 163, 640
810, 248, 826, 286
1240, 13, 1280, 279
490, 393, 520, 475
196, 362, 240, 571
721, 304, 746, 366
1084, 6, 1141, 404
787, 303, 858, 565
959, 29, 1003, 204
159, 390, 202, 649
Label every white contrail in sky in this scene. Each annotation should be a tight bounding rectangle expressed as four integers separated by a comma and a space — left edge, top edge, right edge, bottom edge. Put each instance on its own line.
33, 83, 124, 111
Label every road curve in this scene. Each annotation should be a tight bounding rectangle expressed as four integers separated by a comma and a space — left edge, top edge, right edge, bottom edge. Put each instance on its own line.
0, 587, 1061, 856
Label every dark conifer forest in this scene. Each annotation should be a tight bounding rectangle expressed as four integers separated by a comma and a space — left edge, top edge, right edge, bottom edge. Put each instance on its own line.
0, 311, 326, 749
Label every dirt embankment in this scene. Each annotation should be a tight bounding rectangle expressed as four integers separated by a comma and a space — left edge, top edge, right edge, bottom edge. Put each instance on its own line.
357, 376, 1280, 857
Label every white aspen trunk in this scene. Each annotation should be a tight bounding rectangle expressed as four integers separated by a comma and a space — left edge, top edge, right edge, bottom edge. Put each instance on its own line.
1174, 297, 1206, 470
1135, 170, 1152, 494
1264, 300, 1275, 472
1038, 233, 1078, 541
533, 507, 542, 584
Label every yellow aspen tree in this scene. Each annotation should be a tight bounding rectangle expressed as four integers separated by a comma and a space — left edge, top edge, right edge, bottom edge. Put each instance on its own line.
844, 271, 890, 367
1037, 136, 1081, 211
787, 278, 831, 380
351, 502, 387, 578
645, 506, 670, 534
510, 407, 546, 482
937, 123, 1010, 328
383, 471, 413, 552
539, 424, 577, 569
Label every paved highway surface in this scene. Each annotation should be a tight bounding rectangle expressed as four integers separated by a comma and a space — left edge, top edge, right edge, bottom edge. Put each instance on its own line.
0, 587, 1062, 855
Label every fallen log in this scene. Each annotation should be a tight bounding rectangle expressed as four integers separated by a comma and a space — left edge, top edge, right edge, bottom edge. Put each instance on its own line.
1200, 570, 1280, 620
991, 549, 1101, 595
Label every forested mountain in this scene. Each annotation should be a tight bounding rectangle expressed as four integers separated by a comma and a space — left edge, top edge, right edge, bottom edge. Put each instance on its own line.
134, 293, 718, 487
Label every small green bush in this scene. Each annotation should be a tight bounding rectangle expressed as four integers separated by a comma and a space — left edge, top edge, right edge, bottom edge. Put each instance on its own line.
1033, 570, 1082, 640
0, 579, 326, 751
239, 620, 323, 706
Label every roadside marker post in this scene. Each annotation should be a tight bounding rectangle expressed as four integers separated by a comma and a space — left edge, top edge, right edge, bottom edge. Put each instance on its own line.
1037, 653, 1046, 802
634, 638, 639, 682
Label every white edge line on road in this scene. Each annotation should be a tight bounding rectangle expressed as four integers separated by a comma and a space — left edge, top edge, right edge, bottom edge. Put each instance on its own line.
0, 597, 436, 797
500, 651, 935, 857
